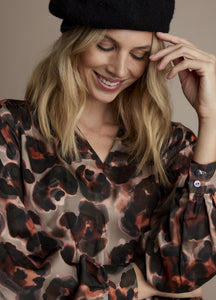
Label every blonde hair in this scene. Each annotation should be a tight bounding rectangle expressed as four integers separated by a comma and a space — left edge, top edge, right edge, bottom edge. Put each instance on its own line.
112, 34, 172, 183
25, 27, 172, 184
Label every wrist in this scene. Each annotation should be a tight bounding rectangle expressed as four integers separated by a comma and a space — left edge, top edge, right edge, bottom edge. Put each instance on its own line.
198, 116, 216, 129
198, 117, 216, 141
194, 119, 216, 164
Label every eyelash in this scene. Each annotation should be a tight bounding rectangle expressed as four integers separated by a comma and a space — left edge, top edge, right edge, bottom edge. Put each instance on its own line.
97, 44, 148, 61
131, 53, 147, 61
97, 44, 114, 52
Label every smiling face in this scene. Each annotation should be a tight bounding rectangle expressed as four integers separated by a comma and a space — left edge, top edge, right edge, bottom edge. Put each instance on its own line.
78, 29, 153, 104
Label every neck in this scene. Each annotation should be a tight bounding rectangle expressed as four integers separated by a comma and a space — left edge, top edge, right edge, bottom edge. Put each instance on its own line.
79, 99, 116, 128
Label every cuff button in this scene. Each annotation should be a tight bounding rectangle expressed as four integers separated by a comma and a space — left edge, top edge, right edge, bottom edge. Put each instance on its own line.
194, 180, 201, 188
195, 169, 206, 176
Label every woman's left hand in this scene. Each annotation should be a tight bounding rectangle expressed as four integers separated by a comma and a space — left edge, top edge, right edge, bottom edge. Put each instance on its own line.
149, 32, 216, 122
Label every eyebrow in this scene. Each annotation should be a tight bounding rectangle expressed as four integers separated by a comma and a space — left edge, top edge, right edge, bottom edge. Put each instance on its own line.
103, 34, 151, 51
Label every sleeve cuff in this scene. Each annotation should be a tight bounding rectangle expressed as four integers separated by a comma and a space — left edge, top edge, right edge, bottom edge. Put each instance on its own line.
189, 161, 216, 194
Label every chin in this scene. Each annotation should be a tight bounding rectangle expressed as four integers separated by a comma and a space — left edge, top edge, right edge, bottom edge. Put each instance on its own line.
90, 90, 121, 104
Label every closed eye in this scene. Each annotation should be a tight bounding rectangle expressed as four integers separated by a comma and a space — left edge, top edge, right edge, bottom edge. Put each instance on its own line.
97, 44, 114, 52
97, 41, 150, 61
130, 52, 150, 61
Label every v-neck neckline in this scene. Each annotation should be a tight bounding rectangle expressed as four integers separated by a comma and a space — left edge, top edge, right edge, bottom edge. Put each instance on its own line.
77, 127, 124, 165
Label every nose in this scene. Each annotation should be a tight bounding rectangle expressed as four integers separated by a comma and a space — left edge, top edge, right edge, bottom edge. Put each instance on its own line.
107, 52, 128, 78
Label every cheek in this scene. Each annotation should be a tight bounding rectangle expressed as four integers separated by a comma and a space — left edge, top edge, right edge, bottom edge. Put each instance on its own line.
78, 55, 91, 72
78, 52, 94, 73
129, 57, 149, 79
79, 47, 104, 70
133, 64, 147, 80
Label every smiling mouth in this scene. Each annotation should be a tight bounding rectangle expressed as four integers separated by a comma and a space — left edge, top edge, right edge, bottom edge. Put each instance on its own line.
94, 72, 123, 88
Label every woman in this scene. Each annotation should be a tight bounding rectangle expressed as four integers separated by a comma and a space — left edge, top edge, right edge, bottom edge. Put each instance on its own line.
0, 0, 216, 299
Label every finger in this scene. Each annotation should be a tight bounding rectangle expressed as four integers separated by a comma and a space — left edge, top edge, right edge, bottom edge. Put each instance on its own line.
149, 44, 200, 64
171, 56, 216, 79
170, 57, 189, 81
167, 58, 202, 80
150, 44, 182, 61
155, 31, 195, 47
156, 46, 211, 71
150, 41, 208, 62
172, 57, 184, 66
150, 44, 213, 66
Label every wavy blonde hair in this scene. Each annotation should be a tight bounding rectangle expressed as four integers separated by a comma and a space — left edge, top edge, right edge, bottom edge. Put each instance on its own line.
25, 27, 172, 184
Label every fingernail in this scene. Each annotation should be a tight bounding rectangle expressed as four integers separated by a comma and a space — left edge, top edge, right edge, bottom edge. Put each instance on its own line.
149, 52, 157, 57
149, 54, 158, 60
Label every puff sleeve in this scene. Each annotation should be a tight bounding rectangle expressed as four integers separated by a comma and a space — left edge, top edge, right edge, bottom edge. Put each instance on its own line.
134, 123, 216, 294
0, 100, 79, 299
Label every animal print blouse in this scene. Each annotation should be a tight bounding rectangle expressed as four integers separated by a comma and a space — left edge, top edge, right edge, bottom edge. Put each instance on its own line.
0, 99, 216, 300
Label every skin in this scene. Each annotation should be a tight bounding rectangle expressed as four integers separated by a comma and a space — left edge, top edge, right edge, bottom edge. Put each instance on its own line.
151, 32, 216, 165
78, 30, 152, 162
78, 29, 216, 298
78, 30, 152, 106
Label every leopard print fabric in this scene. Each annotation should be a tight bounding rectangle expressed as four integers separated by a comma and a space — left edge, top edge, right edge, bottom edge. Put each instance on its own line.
0, 99, 216, 300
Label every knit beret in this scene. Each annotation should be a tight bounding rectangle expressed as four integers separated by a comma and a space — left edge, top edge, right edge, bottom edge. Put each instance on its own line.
49, 0, 175, 33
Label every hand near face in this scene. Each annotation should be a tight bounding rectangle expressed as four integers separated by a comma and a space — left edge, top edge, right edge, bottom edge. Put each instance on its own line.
150, 32, 216, 122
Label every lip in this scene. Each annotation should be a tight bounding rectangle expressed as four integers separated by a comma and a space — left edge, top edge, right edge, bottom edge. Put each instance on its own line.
94, 71, 124, 91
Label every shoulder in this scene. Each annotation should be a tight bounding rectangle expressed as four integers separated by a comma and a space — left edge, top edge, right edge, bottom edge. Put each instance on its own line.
0, 99, 31, 116
0, 99, 33, 131
169, 121, 197, 147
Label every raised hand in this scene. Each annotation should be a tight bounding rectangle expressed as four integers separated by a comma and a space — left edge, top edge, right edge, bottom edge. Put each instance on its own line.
150, 32, 216, 122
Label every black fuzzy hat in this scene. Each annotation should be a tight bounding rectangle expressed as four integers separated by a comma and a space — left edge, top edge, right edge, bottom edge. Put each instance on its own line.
49, 0, 175, 33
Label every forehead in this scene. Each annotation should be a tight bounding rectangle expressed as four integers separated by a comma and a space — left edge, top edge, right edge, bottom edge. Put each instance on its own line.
102, 29, 153, 48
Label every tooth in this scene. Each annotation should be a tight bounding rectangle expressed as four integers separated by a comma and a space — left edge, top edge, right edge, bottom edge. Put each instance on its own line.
99, 75, 120, 87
